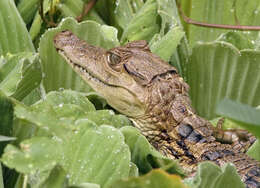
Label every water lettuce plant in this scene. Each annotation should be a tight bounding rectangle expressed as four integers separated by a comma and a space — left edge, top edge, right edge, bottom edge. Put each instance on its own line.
0, 0, 259, 187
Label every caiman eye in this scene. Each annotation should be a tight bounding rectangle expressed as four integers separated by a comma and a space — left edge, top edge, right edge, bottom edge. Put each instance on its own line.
108, 52, 121, 65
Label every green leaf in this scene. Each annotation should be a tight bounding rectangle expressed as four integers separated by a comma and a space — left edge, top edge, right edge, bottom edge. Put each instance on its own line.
0, 53, 42, 100
107, 0, 143, 36
39, 17, 119, 93
0, 0, 34, 56
120, 126, 184, 176
4, 117, 131, 188
157, 0, 180, 31
7, 90, 132, 187
214, 164, 245, 188
186, 162, 222, 188
22, 88, 42, 106
31, 90, 129, 129
39, 165, 68, 188
29, 0, 60, 41
14, 90, 131, 141
186, 0, 260, 47
129, 162, 139, 177
13, 175, 25, 188
57, 0, 83, 18
216, 32, 254, 50
109, 169, 185, 188
0, 91, 14, 154
187, 41, 260, 119
63, 121, 131, 187
150, 27, 185, 61
187, 162, 245, 188
121, 0, 159, 43
0, 163, 3, 188
0, 92, 13, 135
57, 0, 105, 24
85, 110, 131, 128
12, 115, 40, 147
17, 0, 38, 24
34, 90, 96, 112
14, 101, 70, 139
120, 126, 161, 173
247, 140, 260, 161
216, 99, 260, 138
156, 0, 190, 76
29, 12, 43, 42
1, 137, 61, 174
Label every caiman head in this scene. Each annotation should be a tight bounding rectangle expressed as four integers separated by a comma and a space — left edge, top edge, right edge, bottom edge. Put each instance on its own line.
54, 31, 189, 124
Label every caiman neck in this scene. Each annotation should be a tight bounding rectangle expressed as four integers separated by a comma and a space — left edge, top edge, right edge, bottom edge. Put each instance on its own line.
131, 72, 214, 145
131, 77, 260, 188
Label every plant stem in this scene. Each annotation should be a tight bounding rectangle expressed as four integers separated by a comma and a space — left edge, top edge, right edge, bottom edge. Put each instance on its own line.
22, 175, 28, 188
76, 0, 98, 22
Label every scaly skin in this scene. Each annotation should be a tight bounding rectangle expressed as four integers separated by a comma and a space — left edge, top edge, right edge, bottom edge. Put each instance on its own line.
54, 31, 260, 188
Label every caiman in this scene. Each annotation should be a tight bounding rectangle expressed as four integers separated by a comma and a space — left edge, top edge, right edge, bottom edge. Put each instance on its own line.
54, 30, 260, 188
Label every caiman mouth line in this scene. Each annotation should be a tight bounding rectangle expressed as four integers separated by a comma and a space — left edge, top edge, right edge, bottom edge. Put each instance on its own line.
57, 49, 111, 87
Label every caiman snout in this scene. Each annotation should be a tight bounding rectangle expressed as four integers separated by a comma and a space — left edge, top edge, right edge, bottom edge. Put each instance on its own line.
54, 30, 74, 50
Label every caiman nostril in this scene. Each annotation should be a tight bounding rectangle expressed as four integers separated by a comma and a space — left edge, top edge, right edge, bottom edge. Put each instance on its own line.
61, 30, 68, 33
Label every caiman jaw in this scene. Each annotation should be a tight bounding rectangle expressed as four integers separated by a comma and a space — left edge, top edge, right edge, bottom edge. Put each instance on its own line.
54, 30, 147, 117
57, 49, 111, 87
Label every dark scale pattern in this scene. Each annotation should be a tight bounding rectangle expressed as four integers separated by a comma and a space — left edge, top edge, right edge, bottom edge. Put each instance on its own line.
222, 149, 235, 156
201, 150, 222, 161
248, 168, 260, 177
176, 135, 197, 163
186, 131, 203, 142
178, 123, 193, 138
244, 167, 260, 188
184, 150, 196, 163
160, 129, 173, 143
245, 179, 259, 188
245, 175, 260, 188
166, 145, 180, 159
